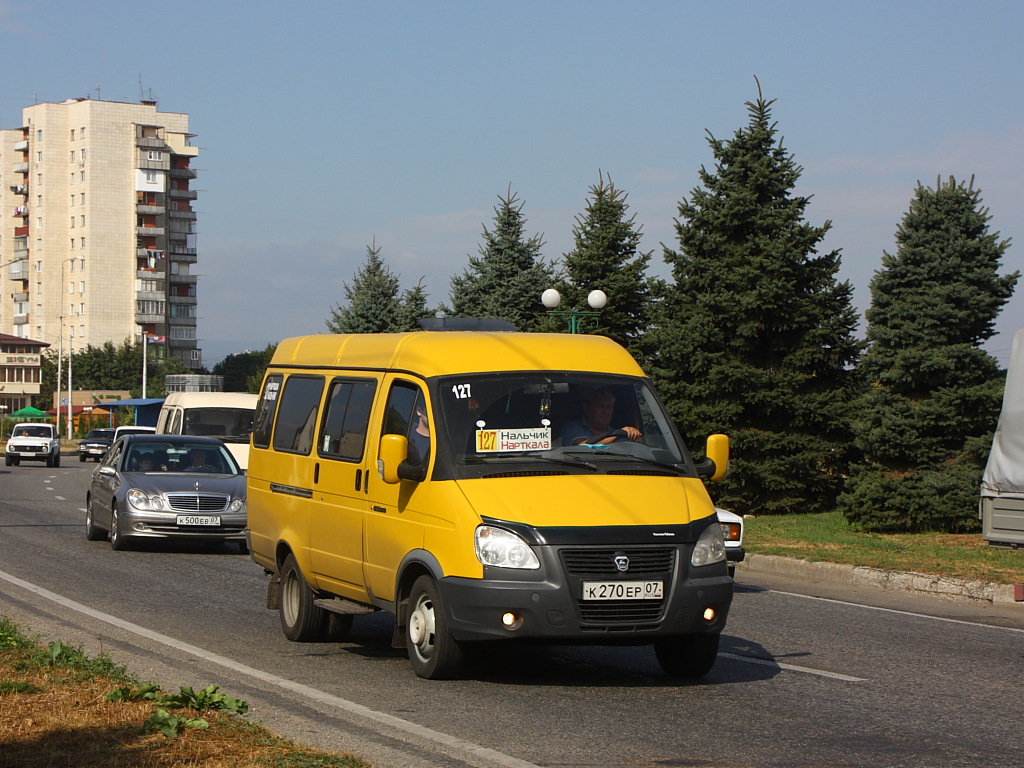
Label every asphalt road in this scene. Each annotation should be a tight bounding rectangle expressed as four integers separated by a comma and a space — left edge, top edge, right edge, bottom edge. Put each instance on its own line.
1, 461, 1022, 768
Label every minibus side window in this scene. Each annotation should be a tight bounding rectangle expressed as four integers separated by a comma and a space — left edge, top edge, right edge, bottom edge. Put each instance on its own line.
252, 374, 283, 449
382, 382, 429, 466
318, 379, 376, 461
271, 375, 325, 455
169, 408, 182, 436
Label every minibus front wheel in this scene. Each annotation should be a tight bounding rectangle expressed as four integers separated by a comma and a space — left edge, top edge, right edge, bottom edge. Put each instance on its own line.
654, 633, 720, 678
406, 575, 464, 680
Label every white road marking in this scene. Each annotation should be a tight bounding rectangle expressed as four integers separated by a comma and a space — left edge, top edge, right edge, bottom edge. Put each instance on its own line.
0, 568, 541, 768
769, 589, 1024, 634
719, 652, 866, 682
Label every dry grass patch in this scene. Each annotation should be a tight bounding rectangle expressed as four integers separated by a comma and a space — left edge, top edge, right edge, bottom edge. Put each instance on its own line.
0, 617, 370, 768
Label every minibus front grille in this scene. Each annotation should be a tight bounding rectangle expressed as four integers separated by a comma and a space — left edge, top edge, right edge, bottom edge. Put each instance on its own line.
561, 548, 675, 576
561, 547, 676, 626
577, 602, 665, 623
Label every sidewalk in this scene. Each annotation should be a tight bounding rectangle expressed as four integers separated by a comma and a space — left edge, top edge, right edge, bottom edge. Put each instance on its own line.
741, 552, 1024, 608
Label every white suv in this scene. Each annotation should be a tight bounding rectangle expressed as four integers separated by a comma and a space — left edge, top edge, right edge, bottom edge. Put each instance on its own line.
5, 423, 61, 467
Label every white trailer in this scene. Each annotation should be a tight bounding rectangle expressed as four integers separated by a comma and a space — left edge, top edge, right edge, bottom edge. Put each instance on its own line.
980, 328, 1024, 548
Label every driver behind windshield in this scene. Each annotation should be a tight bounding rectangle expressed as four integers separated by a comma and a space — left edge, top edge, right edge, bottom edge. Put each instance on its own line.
561, 388, 643, 446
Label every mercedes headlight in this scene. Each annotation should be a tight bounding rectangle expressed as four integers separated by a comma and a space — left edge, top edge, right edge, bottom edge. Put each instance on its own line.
127, 488, 164, 511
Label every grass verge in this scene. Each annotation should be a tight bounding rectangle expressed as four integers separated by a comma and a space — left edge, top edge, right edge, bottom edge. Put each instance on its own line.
744, 511, 1024, 584
0, 615, 371, 768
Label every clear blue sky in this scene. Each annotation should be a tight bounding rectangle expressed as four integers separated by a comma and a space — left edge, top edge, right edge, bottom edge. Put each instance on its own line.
2, 1, 1022, 367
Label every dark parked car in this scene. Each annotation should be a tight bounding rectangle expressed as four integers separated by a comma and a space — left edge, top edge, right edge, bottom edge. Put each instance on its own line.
78, 428, 116, 462
85, 434, 246, 551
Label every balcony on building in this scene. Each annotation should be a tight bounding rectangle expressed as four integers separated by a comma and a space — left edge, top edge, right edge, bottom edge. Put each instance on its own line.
136, 225, 165, 236
13, 139, 27, 151
14, 226, 29, 237
168, 167, 197, 180
168, 187, 197, 200
169, 254, 198, 267
169, 208, 197, 221
136, 204, 164, 216
7, 258, 28, 281
12, 205, 28, 217
12, 313, 28, 325
9, 184, 27, 195
135, 312, 165, 324
170, 272, 198, 285
13, 162, 28, 174
12, 291, 28, 303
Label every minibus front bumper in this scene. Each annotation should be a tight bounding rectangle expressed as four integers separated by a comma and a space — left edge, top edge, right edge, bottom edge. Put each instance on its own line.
437, 547, 733, 644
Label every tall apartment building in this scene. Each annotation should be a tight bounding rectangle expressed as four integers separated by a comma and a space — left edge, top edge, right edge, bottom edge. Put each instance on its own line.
0, 97, 202, 370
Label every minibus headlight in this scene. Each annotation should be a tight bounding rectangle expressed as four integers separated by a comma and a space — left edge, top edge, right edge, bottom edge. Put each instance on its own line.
127, 488, 163, 511
475, 526, 540, 570
691, 522, 726, 567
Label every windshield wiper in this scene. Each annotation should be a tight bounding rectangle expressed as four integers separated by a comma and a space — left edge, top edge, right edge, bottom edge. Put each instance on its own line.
562, 448, 687, 474
464, 453, 598, 471
521, 452, 598, 471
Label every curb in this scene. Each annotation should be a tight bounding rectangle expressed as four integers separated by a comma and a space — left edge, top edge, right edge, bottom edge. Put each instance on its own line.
741, 553, 1023, 608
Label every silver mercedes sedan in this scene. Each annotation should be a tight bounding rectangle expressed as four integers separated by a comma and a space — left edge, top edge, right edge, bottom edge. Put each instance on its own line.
85, 434, 247, 552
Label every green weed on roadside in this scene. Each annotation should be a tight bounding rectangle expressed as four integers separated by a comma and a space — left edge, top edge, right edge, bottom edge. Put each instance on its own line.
107, 683, 249, 738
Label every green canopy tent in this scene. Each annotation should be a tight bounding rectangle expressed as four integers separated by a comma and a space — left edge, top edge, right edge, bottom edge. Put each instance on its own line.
7, 406, 52, 419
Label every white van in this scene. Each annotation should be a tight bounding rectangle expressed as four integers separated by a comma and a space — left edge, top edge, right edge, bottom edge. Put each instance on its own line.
155, 392, 257, 469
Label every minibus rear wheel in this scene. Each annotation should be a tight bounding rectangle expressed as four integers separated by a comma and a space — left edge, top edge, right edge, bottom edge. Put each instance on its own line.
654, 633, 720, 678
279, 554, 328, 642
406, 575, 464, 680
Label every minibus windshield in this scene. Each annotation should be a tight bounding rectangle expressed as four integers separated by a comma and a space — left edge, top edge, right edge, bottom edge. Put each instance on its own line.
182, 407, 254, 443
438, 373, 694, 475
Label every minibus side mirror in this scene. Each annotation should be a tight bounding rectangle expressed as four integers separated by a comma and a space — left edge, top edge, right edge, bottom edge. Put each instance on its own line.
378, 434, 408, 484
379, 434, 428, 484
695, 434, 729, 482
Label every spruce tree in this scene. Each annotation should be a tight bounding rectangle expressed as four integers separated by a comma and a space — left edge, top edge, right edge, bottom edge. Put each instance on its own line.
447, 188, 555, 331
395, 279, 433, 332
213, 344, 278, 393
326, 241, 430, 333
554, 172, 655, 355
839, 176, 1017, 532
648, 83, 862, 515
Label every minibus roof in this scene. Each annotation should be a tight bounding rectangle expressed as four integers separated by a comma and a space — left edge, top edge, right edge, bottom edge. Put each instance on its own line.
269, 332, 645, 378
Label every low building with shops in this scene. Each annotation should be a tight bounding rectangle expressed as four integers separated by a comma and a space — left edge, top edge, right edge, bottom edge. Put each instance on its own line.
0, 332, 48, 417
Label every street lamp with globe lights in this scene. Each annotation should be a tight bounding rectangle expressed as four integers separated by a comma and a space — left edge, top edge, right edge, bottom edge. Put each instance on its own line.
541, 288, 607, 334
